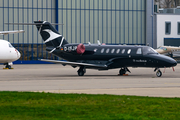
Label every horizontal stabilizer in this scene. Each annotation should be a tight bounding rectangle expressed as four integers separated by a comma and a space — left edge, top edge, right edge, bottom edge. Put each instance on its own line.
0, 30, 25, 35
6, 23, 64, 25
40, 59, 107, 68
6, 21, 68, 48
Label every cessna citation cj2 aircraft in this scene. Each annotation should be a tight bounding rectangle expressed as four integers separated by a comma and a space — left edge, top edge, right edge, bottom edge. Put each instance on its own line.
0, 30, 22, 69
10, 21, 177, 77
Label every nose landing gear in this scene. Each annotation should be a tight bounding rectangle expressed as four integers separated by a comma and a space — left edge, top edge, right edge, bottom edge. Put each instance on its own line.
156, 70, 162, 77
3, 63, 13, 69
154, 68, 162, 77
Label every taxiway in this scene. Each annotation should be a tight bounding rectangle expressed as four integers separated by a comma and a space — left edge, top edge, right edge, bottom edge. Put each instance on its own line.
0, 64, 180, 97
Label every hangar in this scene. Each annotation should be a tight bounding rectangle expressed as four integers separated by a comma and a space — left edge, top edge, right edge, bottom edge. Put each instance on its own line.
0, 0, 154, 63
154, 8, 180, 48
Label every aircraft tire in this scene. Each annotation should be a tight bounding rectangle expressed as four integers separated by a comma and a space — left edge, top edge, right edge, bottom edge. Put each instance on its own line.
77, 66, 85, 76
5, 65, 11, 69
78, 71, 84, 76
156, 70, 162, 77
119, 69, 126, 75
8, 66, 11, 69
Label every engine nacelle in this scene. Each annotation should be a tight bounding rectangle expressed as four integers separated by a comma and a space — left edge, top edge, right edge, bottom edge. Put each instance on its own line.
76, 43, 85, 54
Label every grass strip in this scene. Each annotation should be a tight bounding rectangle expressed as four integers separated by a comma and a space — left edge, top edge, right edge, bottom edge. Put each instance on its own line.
0, 91, 179, 120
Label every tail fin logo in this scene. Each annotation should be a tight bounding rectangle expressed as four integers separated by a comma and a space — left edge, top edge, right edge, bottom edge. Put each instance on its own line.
42, 29, 62, 43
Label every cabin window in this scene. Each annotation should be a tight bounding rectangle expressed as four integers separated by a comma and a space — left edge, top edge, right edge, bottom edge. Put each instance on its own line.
101, 48, 104, 53
111, 49, 115, 53
127, 49, 131, 54
116, 49, 120, 53
136, 48, 142, 54
106, 49, 110, 53
165, 22, 171, 35
178, 22, 180, 35
121, 49, 125, 54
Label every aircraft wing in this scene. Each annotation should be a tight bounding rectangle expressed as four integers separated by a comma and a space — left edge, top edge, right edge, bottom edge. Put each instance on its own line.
0, 30, 25, 35
40, 59, 107, 68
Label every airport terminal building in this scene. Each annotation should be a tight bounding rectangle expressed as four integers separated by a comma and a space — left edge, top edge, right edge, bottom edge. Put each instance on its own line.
0, 0, 154, 63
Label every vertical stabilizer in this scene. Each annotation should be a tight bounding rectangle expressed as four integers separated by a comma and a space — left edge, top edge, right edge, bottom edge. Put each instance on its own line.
34, 21, 68, 47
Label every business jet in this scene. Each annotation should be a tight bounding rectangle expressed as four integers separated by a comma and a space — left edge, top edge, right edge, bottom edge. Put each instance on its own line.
156, 46, 180, 58
8, 21, 177, 77
0, 30, 23, 69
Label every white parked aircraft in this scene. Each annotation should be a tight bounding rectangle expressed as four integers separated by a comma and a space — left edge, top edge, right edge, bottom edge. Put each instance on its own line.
0, 30, 24, 69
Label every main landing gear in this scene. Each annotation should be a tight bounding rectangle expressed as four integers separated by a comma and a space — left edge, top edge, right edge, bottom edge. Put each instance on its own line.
77, 66, 86, 76
154, 68, 162, 77
119, 67, 131, 75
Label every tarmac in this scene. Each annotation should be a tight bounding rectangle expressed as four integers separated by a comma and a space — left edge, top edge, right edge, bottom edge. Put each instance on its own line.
0, 64, 180, 97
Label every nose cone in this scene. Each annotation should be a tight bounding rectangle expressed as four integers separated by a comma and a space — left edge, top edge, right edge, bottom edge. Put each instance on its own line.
171, 59, 177, 67
163, 56, 177, 67
14, 49, 21, 60
17, 50, 21, 59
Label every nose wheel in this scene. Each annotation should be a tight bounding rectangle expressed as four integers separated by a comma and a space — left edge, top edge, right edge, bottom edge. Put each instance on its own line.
154, 68, 162, 77
77, 66, 86, 76
4, 63, 12, 69
156, 70, 162, 77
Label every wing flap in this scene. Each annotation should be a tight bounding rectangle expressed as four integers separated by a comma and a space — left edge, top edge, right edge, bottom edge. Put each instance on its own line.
40, 59, 107, 68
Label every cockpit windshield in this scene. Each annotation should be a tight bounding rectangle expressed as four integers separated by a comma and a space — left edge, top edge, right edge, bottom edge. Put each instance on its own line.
158, 47, 167, 51
8, 43, 13, 48
143, 47, 158, 55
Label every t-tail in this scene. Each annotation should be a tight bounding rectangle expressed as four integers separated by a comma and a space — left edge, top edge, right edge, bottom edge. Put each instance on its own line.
34, 21, 68, 48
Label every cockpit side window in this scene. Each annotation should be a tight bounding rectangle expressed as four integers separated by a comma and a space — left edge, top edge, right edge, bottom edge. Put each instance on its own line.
159, 47, 167, 51
136, 48, 142, 54
143, 47, 158, 55
9, 43, 13, 48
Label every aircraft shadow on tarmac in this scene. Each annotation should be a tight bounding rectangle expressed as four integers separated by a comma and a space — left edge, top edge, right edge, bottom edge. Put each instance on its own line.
37, 73, 179, 79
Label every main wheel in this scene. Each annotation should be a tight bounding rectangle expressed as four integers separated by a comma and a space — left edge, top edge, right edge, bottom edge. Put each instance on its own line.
77, 66, 85, 76
119, 68, 126, 75
78, 70, 84, 76
156, 70, 162, 77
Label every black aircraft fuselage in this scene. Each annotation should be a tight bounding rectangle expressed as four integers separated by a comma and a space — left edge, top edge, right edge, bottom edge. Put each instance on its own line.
32, 21, 177, 77
49, 44, 176, 69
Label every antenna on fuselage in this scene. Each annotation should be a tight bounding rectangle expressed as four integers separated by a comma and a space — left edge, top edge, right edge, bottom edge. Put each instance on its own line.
97, 40, 101, 45
88, 42, 91, 45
